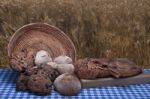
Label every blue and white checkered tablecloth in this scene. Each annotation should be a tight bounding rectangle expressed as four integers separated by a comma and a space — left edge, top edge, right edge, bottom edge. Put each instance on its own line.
0, 68, 150, 99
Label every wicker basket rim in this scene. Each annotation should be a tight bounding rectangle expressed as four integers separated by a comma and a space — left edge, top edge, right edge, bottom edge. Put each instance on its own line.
7, 23, 76, 60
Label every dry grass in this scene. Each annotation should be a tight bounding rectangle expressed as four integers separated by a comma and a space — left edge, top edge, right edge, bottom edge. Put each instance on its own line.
0, 0, 150, 68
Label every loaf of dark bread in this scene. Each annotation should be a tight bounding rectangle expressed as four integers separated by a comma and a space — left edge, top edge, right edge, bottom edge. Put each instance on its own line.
74, 58, 142, 79
108, 58, 142, 78
74, 58, 111, 79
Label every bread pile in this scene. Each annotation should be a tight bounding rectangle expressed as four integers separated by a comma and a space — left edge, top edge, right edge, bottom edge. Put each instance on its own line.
16, 65, 59, 95
10, 50, 142, 96
11, 49, 81, 95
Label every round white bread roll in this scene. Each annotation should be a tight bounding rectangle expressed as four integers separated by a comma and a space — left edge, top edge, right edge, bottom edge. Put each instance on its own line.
54, 55, 72, 64
35, 50, 52, 66
57, 64, 75, 74
54, 73, 81, 96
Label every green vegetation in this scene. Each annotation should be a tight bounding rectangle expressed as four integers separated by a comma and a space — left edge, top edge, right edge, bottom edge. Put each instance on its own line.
0, 0, 150, 68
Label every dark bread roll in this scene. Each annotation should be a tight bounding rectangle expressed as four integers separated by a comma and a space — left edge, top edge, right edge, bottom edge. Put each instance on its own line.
16, 74, 29, 91
41, 64, 60, 81
10, 48, 36, 72
16, 64, 59, 95
27, 74, 52, 95
25, 64, 60, 81
24, 67, 39, 76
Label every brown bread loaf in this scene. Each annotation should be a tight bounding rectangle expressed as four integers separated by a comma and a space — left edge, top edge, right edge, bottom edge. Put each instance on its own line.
74, 58, 142, 79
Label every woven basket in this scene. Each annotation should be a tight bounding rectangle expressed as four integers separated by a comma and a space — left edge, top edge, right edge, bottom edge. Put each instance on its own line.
8, 23, 76, 71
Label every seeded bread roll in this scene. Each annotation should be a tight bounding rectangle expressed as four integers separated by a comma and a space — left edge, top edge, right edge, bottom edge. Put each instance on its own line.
16, 74, 29, 91
27, 74, 52, 95
24, 67, 39, 76
16, 64, 59, 95
41, 64, 60, 81
25, 64, 60, 81
10, 48, 35, 72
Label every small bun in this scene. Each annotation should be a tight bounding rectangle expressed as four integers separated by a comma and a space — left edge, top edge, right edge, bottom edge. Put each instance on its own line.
57, 64, 74, 74
54, 55, 72, 64
35, 50, 52, 66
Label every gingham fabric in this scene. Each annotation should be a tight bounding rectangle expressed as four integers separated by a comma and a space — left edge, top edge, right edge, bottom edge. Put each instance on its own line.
0, 68, 150, 99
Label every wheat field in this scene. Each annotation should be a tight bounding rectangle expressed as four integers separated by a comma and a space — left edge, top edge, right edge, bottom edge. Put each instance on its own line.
0, 0, 150, 68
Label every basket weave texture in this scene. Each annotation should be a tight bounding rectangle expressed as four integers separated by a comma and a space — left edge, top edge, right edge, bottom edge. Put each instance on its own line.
8, 23, 76, 71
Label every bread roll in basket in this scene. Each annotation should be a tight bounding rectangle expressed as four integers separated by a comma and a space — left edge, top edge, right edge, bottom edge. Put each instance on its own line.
8, 23, 76, 71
